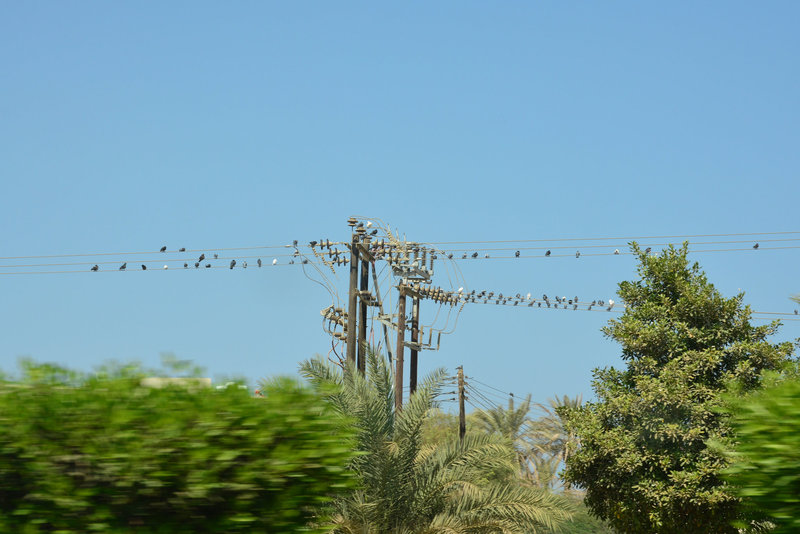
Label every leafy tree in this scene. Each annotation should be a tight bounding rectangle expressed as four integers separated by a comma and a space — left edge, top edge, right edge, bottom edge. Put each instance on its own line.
299, 350, 573, 534
716, 364, 800, 533
0, 360, 356, 533
561, 243, 794, 534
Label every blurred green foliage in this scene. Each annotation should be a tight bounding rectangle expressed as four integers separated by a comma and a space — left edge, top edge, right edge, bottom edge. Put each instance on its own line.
0, 361, 356, 533
720, 364, 800, 533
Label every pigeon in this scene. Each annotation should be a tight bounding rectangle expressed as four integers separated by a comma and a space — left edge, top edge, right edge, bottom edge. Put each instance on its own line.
357, 222, 364, 228
472, 252, 478, 258
573, 304, 578, 310
141, 265, 147, 270
458, 287, 464, 293
119, 263, 127, 270
645, 247, 652, 254
293, 240, 298, 247
163, 265, 168, 270
484, 253, 490, 258
194, 262, 199, 268
795, 310, 798, 315
462, 253, 467, 259
183, 263, 188, 268
614, 249, 620, 255
198, 254, 205, 262
242, 261, 247, 269
447, 254, 454, 259
545, 250, 551, 256
515, 250, 520, 257
609, 299, 615, 308
543, 294, 548, 300
205, 263, 211, 268
214, 254, 218, 259
289, 260, 295, 264
302, 259, 308, 264
370, 229, 378, 236
753, 243, 759, 249
230, 260, 236, 269
576, 251, 581, 258
179, 247, 186, 252
366, 221, 373, 228
575, 296, 579, 303
160, 246, 167, 252
526, 293, 531, 300
91, 265, 99, 272
257, 259, 262, 267
272, 258, 278, 265
309, 241, 318, 247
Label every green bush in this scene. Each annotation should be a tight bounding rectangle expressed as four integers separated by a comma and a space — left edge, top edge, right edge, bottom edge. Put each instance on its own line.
721, 367, 800, 533
0, 361, 356, 533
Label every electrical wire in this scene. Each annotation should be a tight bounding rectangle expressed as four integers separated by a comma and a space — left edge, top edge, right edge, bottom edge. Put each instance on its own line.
422, 231, 800, 246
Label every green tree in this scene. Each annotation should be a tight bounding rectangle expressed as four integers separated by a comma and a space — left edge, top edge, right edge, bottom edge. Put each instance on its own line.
561, 243, 794, 534
300, 351, 573, 534
473, 394, 539, 483
717, 364, 800, 533
0, 360, 356, 533
529, 394, 583, 490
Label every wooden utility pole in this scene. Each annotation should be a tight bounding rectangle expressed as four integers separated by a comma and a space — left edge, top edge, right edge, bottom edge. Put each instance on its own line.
346, 232, 359, 367
357, 236, 370, 375
457, 365, 466, 442
395, 285, 406, 411
409, 289, 420, 394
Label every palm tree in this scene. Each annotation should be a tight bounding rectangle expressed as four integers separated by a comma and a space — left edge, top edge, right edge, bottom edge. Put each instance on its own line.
299, 351, 572, 534
529, 395, 583, 490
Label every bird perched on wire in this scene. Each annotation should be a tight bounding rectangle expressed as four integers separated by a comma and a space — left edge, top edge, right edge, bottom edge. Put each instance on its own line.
370, 229, 378, 236
179, 247, 186, 252
141, 265, 147, 270
242, 261, 247, 269
198, 253, 205, 262
91, 265, 99, 272
230, 260, 236, 269
472, 252, 478, 258
183, 263, 188, 268
545, 250, 551, 257
576, 251, 580, 258
163, 265, 168, 270
515, 250, 520, 257
753, 243, 759, 249
257, 259, 262, 268
614, 249, 620, 255
214, 254, 219, 259
272, 258, 277, 265
195, 262, 200, 268
160, 246, 167, 252
119, 263, 127, 270
205, 263, 211, 268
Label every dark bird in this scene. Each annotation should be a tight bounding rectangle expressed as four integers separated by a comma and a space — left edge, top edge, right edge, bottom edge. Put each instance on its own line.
293, 240, 298, 247
242, 261, 247, 269
195, 262, 200, 268
179, 247, 186, 252
753, 243, 759, 249
370, 229, 378, 236
576, 251, 581, 258
795, 310, 798, 315
302, 259, 308, 264
289, 259, 295, 264
183, 263, 188, 268
645, 247, 652, 254
230, 260, 236, 269
447, 254, 454, 259
257, 259, 262, 268
309, 240, 318, 247
515, 250, 520, 257
198, 254, 205, 262
472, 252, 478, 258
538, 302, 542, 307
575, 296, 579, 303
573, 304, 578, 310
357, 222, 364, 228
462, 253, 467, 259
214, 254, 218, 259
545, 250, 551, 256
141, 265, 147, 270
160, 246, 167, 252
205, 263, 211, 268
91, 265, 99, 272
119, 263, 127, 270
543, 294, 548, 300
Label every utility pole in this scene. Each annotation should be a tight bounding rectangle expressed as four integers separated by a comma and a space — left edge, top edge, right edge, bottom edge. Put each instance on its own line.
395, 285, 406, 411
346, 230, 359, 367
357, 235, 370, 375
457, 365, 466, 442
409, 287, 420, 394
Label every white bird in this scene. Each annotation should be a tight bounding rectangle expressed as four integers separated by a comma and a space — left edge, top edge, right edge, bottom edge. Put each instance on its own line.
366, 221, 373, 228
526, 292, 531, 300
272, 258, 278, 265
614, 249, 620, 255
163, 265, 168, 270
458, 287, 464, 293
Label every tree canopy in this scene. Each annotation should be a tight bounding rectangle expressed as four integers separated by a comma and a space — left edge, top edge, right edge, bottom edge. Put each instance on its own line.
561, 243, 794, 534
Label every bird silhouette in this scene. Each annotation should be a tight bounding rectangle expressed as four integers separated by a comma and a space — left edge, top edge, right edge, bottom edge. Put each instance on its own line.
302, 259, 308, 264
462, 253, 467, 259
119, 263, 127, 270
141, 265, 147, 270
242, 261, 247, 269
194, 262, 199, 268
447, 254, 454, 259
472, 252, 478, 258
91, 265, 99, 272
576, 251, 580, 258
230, 260, 236, 269
257, 259, 262, 267
179, 247, 186, 252
160, 246, 166, 252
753, 243, 759, 249
183, 263, 188, 268
515, 250, 520, 257
198, 254, 205, 262
645, 247, 652, 254
309, 241, 318, 247
205, 263, 211, 268
545, 250, 551, 256
214, 254, 218, 259
272, 258, 278, 265
614, 249, 620, 255
370, 229, 378, 236
289, 259, 295, 264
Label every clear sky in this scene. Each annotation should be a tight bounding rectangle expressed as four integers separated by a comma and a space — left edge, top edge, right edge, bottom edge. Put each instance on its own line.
2, 3, 798, 410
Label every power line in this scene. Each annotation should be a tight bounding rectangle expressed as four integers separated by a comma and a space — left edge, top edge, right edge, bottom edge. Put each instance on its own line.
422, 231, 800, 246
0, 244, 312, 261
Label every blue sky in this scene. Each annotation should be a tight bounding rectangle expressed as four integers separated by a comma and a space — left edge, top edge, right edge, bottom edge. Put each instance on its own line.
1, 3, 798, 410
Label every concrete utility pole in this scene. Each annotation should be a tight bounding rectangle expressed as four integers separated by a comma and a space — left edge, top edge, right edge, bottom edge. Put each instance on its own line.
395, 285, 406, 411
409, 288, 420, 394
346, 231, 360, 367
358, 236, 370, 375
457, 365, 466, 442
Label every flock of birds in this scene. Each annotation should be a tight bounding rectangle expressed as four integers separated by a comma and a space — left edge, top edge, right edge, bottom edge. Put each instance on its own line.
89, 246, 288, 272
